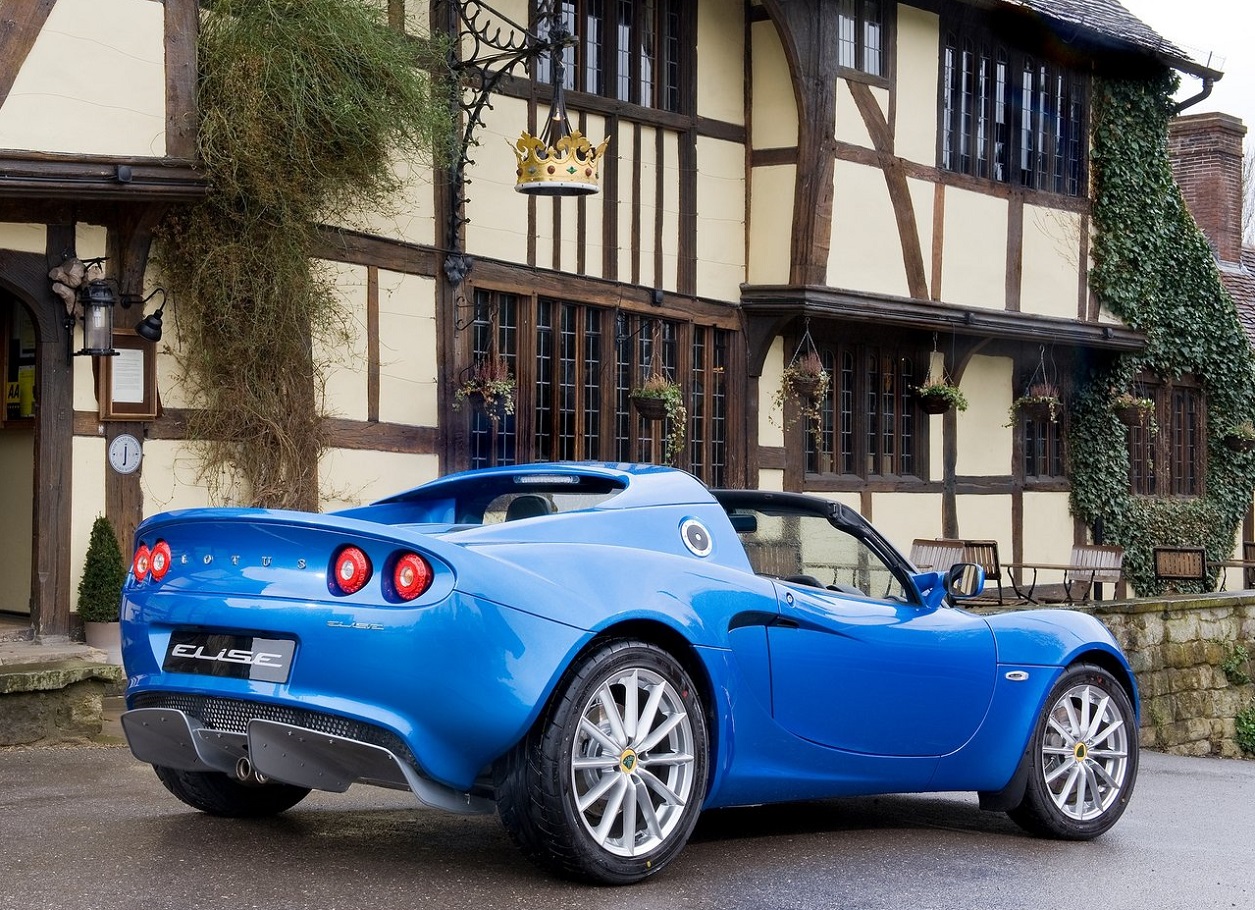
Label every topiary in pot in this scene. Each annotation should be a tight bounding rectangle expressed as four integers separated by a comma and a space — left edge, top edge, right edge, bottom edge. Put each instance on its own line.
78, 515, 127, 662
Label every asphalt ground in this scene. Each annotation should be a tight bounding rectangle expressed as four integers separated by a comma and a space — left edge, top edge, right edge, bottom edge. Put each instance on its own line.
0, 741, 1251, 910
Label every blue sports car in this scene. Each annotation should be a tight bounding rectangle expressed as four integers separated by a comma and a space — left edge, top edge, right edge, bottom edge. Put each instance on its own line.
120, 463, 1138, 884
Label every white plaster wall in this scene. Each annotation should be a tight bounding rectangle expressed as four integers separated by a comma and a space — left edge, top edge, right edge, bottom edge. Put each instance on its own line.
696, 136, 747, 302
698, 0, 746, 125
319, 449, 440, 511
582, 112, 610, 280
1021, 205, 1084, 320
894, 4, 941, 165
759, 337, 786, 449
659, 129, 681, 293
758, 468, 785, 492
954, 493, 1012, 554
0, 223, 45, 253
872, 492, 945, 556
1020, 491, 1074, 564
0, 430, 34, 614
955, 354, 1012, 476
347, 154, 437, 249
378, 271, 438, 427
835, 81, 874, 148
940, 188, 1008, 310
829, 159, 908, 297
464, 96, 530, 265
318, 261, 369, 423
750, 21, 798, 149
748, 165, 794, 285
616, 119, 637, 281
0, 0, 166, 157
69, 436, 107, 612
141, 439, 219, 514
637, 125, 660, 289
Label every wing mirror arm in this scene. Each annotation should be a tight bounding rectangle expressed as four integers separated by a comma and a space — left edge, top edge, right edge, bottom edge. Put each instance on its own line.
913, 563, 986, 609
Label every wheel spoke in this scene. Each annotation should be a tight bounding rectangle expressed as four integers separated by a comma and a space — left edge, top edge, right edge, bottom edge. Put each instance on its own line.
579, 716, 622, 755
1047, 713, 1076, 744
1089, 758, 1120, 794
1044, 757, 1075, 786
638, 767, 685, 808
1084, 694, 1112, 741
591, 775, 629, 846
636, 709, 686, 754
1051, 764, 1081, 810
597, 682, 629, 748
572, 754, 620, 771
620, 770, 640, 854
622, 670, 640, 741
635, 778, 664, 841
577, 767, 621, 813
1091, 717, 1125, 749
638, 750, 694, 769
634, 683, 667, 748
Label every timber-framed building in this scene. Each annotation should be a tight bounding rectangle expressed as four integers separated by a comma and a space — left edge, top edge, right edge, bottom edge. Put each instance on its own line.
0, 0, 1237, 643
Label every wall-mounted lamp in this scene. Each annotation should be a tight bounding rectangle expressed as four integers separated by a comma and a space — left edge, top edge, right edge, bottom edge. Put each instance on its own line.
73, 281, 167, 358
126, 288, 167, 343
76, 279, 119, 357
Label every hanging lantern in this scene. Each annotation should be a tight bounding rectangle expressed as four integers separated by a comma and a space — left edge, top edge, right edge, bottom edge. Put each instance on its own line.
77, 279, 118, 357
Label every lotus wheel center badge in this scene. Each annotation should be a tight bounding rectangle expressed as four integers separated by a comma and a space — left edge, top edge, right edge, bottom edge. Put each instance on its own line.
1074, 742, 1089, 761
619, 749, 639, 774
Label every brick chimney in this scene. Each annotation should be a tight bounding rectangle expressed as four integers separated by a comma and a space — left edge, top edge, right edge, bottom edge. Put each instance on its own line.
1168, 112, 1247, 264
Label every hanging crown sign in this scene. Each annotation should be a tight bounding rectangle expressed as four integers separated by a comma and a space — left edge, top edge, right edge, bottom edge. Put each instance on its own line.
512, 7, 609, 196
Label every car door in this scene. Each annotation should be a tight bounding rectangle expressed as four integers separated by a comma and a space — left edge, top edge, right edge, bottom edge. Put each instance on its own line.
756, 511, 996, 757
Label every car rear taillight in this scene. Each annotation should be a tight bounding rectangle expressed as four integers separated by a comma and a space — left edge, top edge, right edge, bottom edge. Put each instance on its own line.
391, 552, 433, 601
133, 544, 151, 582
330, 546, 372, 595
151, 540, 172, 581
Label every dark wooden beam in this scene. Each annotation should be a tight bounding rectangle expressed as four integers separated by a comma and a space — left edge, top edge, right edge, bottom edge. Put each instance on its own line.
0, 0, 58, 108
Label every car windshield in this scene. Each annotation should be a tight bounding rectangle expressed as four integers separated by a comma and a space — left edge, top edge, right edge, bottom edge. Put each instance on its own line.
728, 506, 910, 601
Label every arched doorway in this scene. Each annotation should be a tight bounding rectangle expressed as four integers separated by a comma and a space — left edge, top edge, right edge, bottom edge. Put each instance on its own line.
0, 291, 35, 625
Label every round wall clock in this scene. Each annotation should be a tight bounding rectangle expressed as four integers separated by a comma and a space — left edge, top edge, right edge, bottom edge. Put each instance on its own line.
108, 433, 143, 475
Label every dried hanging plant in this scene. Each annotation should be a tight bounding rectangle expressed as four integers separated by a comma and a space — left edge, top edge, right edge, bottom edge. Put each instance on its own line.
155, 0, 453, 509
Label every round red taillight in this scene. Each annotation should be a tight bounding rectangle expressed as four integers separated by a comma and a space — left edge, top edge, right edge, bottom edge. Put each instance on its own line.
331, 546, 371, 595
150, 540, 172, 581
133, 544, 151, 582
392, 552, 433, 601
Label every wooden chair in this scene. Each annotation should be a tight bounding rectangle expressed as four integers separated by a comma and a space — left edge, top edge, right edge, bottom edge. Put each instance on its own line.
962, 539, 1005, 604
1152, 546, 1208, 588
1063, 544, 1124, 603
908, 539, 966, 574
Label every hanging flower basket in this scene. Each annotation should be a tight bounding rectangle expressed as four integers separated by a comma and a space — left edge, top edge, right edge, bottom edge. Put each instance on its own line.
914, 380, 968, 415
631, 395, 669, 421
453, 356, 516, 426
629, 373, 688, 464
1008, 381, 1062, 425
1223, 422, 1255, 452
1110, 391, 1154, 428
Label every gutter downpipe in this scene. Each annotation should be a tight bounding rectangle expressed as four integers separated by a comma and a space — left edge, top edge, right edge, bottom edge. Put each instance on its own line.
1174, 75, 1216, 114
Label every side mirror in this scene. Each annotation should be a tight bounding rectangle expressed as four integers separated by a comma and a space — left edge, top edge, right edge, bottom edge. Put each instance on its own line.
945, 563, 986, 599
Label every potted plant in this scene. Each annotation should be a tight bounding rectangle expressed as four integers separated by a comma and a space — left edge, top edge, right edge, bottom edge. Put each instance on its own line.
78, 515, 127, 664
630, 373, 688, 464
453, 356, 516, 426
1223, 421, 1255, 453
1111, 390, 1155, 427
771, 351, 830, 443
1009, 381, 1062, 424
914, 378, 968, 415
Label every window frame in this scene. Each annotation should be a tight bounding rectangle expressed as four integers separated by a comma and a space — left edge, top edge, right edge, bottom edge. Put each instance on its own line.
939, 15, 1087, 196
536, 0, 691, 115
1128, 374, 1206, 497
462, 286, 733, 487
803, 337, 925, 482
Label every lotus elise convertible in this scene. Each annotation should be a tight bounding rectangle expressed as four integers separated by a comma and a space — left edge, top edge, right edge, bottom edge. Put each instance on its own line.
120, 462, 1138, 883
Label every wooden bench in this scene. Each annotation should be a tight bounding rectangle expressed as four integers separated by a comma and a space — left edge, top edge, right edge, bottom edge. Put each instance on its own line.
908, 538, 966, 573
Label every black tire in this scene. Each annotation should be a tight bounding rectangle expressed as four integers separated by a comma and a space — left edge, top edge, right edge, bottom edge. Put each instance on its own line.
497, 639, 709, 884
153, 765, 310, 818
1007, 662, 1139, 839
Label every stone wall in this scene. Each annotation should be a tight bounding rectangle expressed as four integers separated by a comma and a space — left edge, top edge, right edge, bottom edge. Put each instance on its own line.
1089, 594, 1255, 757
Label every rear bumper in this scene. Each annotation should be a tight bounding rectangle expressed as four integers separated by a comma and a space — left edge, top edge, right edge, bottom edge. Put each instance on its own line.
122, 699, 494, 815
